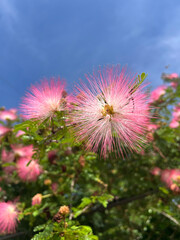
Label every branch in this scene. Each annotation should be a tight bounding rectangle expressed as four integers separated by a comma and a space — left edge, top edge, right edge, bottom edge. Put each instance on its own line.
85, 189, 158, 215
0, 232, 28, 240
154, 209, 180, 226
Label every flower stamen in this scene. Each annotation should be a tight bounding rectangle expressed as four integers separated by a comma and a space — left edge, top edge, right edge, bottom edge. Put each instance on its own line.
101, 104, 115, 117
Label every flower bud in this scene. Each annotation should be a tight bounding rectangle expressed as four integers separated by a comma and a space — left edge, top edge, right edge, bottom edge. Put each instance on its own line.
59, 205, 70, 216
32, 193, 42, 206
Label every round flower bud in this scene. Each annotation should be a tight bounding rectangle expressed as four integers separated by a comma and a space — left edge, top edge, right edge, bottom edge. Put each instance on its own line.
59, 205, 70, 216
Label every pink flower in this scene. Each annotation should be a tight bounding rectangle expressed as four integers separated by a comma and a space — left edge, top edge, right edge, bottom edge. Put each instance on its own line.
0, 202, 18, 234
161, 169, 180, 192
0, 126, 11, 136
51, 183, 58, 193
170, 82, 178, 88
168, 73, 179, 79
16, 130, 26, 137
17, 158, 42, 182
150, 85, 167, 102
1, 149, 16, 174
169, 120, 179, 128
11, 145, 34, 158
32, 193, 42, 206
71, 66, 150, 157
161, 169, 171, 186
147, 124, 159, 132
151, 167, 161, 176
173, 110, 180, 119
20, 78, 67, 120
9, 108, 17, 114
0, 110, 17, 121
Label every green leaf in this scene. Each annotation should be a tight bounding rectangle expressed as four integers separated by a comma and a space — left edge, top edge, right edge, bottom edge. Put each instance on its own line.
31, 223, 54, 240
2, 162, 16, 167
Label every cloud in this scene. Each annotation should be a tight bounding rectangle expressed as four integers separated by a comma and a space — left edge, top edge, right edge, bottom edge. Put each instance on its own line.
0, 0, 18, 33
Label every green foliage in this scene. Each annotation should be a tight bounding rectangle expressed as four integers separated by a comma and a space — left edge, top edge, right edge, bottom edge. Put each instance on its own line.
1, 73, 180, 239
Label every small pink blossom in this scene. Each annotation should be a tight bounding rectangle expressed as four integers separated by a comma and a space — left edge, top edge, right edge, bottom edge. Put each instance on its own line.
1, 149, 15, 174
0, 110, 17, 121
161, 169, 180, 192
161, 169, 171, 186
21, 78, 67, 120
169, 120, 179, 128
168, 73, 179, 79
16, 130, 26, 137
71, 66, 150, 157
147, 124, 159, 132
11, 145, 34, 158
170, 82, 178, 88
17, 158, 42, 182
51, 183, 58, 193
0, 126, 11, 136
32, 193, 42, 206
151, 167, 161, 176
9, 108, 17, 114
173, 109, 180, 119
0, 202, 18, 234
150, 85, 167, 102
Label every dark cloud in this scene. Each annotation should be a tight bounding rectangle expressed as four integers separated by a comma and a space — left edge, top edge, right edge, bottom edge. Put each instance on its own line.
0, 0, 180, 108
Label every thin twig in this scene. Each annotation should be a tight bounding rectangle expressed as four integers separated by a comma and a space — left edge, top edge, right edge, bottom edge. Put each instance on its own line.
153, 143, 167, 160
84, 189, 158, 215
154, 209, 180, 226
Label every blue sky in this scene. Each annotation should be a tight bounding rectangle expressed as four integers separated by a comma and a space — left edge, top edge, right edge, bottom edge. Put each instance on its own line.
0, 0, 180, 109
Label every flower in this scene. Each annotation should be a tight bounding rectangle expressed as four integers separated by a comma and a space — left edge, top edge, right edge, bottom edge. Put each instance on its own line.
0, 110, 17, 121
11, 145, 34, 158
1, 149, 16, 174
20, 78, 67, 120
161, 169, 180, 192
149, 85, 167, 102
170, 82, 178, 88
169, 119, 179, 128
16, 130, 25, 137
0, 202, 18, 234
51, 182, 58, 193
168, 73, 179, 79
17, 158, 42, 182
147, 124, 159, 132
71, 66, 150, 157
59, 205, 70, 216
32, 193, 42, 206
0, 126, 11, 136
151, 167, 161, 176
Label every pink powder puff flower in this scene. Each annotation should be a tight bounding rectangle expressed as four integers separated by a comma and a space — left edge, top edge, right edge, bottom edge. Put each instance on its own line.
16, 130, 26, 137
147, 124, 159, 132
32, 193, 42, 206
168, 73, 179, 79
17, 158, 42, 182
170, 82, 178, 88
169, 119, 179, 128
0, 126, 11, 136
51, 182, 58, 193
151, 167, 161, 176
0, 110, 17, 121
20, 78, 67, 120
0, 202, 18, 234
173, 110, 180, 119
71, 66, 150, 157
11, 145, 34, 158
149, 85, 167, 102
9, 108, 17, 114
161, 169, 171, 186
161, 169, 180, 192
1, 149, 16, 174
